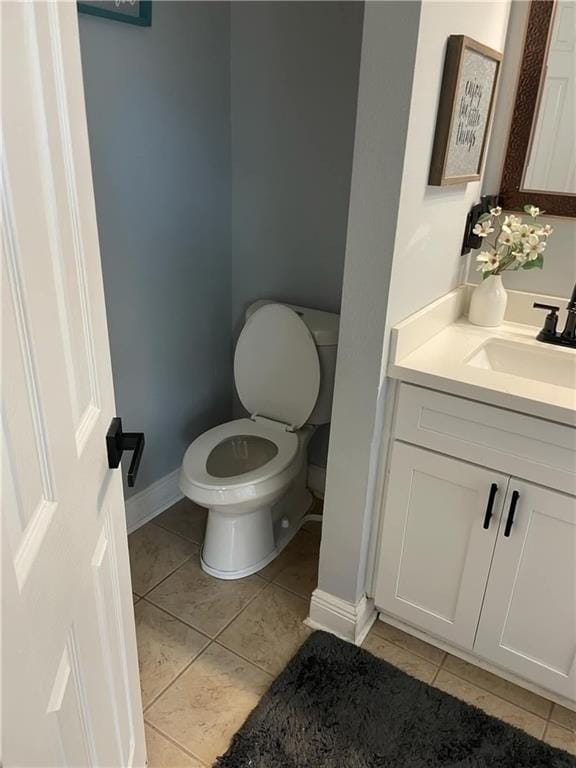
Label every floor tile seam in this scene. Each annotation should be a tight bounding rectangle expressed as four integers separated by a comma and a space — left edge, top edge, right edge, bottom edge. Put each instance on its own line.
436, 667, 553, 721
142, 573, 268, 641
137, 551, 198, 598
370, 630, 447, 668
144, 718, 211, 766
432, 672, 549, 741
544, 720, 575, 739
152, 518, 205, 547
208, 578, 275, 642
211, 638, 277, 680
139, 597, 215, 640
548, 712, 576, 730
137, 596, 213, 642
142, 640, 216, 714
260, 550, 302, 584
266, 578, 313, 604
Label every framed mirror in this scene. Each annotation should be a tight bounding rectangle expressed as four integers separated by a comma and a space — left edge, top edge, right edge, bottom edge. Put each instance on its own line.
500, 0, 576, 217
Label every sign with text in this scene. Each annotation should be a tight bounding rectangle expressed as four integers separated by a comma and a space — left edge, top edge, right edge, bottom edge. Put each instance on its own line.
429, 36, 502, 186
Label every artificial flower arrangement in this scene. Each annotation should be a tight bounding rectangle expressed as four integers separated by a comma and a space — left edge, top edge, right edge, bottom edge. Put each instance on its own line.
473, 204, 553, 279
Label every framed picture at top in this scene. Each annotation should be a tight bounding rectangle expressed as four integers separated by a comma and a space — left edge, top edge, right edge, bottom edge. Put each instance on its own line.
429, 35, 502, 186
78, 1, 152, 27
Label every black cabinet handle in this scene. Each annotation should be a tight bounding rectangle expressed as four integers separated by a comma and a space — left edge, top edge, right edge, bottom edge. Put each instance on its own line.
504, 490, 520, 537
106, 417, 145, 488
483, 483, 498, 529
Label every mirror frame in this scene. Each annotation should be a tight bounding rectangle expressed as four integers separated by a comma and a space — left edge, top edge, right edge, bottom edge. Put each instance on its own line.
500, 0, 576, 217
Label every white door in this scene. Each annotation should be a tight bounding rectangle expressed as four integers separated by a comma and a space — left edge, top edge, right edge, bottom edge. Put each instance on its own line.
475, 481, 576, 701
374, 443, 508, 649
2, 3, 145, 766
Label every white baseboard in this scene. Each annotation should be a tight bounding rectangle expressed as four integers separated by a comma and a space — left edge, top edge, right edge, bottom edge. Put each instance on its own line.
125, 469, 183, 534
307, 463, 326, 498
306, 588, 377, 646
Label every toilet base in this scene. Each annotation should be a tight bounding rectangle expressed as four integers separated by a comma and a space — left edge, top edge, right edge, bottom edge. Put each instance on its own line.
200, 469, 313, 580
201, 541, 278, 580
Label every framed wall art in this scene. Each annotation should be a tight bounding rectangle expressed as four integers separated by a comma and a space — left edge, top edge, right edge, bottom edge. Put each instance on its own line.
78, 1, 152, 27
429, 35, 502, 186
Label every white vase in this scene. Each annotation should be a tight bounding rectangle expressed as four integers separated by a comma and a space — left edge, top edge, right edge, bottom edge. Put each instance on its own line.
468, 275, 508, 327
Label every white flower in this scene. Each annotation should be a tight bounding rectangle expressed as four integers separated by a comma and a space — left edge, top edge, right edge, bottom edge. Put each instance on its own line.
476, 250, 500, 272
498, 230, 521, 246
502, 215, 522, 233
490, 206, 502, 217
523, 237, 546, 260
526, 205, 541, 218
539, 224, 554, 237
473, 220, 495, 238
515, 224, 532, 239
514, 251, 529, 265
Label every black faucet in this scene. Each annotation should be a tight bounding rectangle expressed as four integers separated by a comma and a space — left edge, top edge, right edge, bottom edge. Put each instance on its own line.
533, 283, 576, 348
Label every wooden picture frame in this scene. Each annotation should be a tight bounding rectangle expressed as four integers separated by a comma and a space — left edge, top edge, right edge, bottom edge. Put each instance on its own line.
78, 1, 152, 27
429, 36, 502, 186
499, 1, 575, 218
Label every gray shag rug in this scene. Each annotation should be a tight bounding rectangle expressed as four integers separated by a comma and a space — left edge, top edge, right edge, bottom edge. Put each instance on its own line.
215, 631, 575, 767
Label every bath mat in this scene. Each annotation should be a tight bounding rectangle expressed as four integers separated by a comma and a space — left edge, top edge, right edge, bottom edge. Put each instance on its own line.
215, 630, 575, 767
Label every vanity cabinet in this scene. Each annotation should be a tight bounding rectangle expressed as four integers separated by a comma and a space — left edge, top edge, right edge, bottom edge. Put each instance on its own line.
376, 443, 507, 649
476, 481, 576, 700
374, 384, 576, 702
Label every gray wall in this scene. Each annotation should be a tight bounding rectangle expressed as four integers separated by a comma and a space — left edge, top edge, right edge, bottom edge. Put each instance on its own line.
230, 1, 363, 324
79, 2, 232, 496
316, 0, 422, 606
230, 1, 364, 465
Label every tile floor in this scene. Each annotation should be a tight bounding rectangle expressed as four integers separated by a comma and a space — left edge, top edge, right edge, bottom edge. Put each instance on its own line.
129, 498, 575, 767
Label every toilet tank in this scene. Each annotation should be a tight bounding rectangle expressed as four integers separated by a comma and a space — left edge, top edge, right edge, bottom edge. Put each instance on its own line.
245, 300, 339, 425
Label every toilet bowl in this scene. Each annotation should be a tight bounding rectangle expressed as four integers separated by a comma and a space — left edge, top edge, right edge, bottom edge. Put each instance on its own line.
179, 301, 339, 579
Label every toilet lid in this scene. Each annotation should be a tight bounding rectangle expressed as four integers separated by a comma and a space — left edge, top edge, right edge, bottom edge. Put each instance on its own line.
234, 304, 320, 429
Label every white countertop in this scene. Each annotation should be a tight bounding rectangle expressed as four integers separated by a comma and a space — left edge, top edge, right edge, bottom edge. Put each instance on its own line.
388, 288, 576, 427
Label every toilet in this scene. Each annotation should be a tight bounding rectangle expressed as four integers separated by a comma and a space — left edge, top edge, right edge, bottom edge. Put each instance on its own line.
179, 300, 339, 580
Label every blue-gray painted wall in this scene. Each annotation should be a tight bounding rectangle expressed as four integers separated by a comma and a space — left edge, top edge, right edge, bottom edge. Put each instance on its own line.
79, 1, 362, 492
79, 2, 232, 496
230, 2, 364, 465
231, 2, 364, 330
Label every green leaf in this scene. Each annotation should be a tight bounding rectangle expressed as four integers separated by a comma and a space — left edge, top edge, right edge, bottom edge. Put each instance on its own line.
522, 255, 544, 270
482, 270, 494, 280
523, 204, 546, 217
477, 212, 492, 223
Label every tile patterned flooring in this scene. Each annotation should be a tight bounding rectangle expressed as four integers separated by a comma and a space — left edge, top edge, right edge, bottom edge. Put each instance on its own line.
130, 498, 575, 767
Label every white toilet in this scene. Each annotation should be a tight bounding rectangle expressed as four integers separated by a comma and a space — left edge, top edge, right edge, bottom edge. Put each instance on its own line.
179, 300, 339, 580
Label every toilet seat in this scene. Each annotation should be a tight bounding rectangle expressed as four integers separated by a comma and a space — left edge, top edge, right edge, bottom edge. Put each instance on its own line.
180, 418, 299, 505
234, 303, 320, 429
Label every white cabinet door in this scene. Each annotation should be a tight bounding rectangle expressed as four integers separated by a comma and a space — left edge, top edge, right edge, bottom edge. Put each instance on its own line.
374, 443, 508, 649
2, 4, 145, 765
475, 481, 576, 701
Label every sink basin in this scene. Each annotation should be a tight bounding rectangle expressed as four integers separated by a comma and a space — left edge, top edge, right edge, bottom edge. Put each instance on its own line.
466, 339, 576, 389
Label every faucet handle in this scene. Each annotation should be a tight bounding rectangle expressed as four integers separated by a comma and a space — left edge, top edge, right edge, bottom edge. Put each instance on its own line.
533, 302, 560, 313
533, 303, 559, 339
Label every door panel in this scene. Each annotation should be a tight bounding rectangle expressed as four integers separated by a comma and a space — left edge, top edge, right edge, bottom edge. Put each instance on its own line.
475, 481, 576, 700
375, 442, 508, 649
91, 512, 136, 767
2, 3, 145, 765
47, 638, 95, 768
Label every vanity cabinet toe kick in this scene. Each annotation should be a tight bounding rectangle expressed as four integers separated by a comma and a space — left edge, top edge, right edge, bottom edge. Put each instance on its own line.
374, 383, 576, 705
